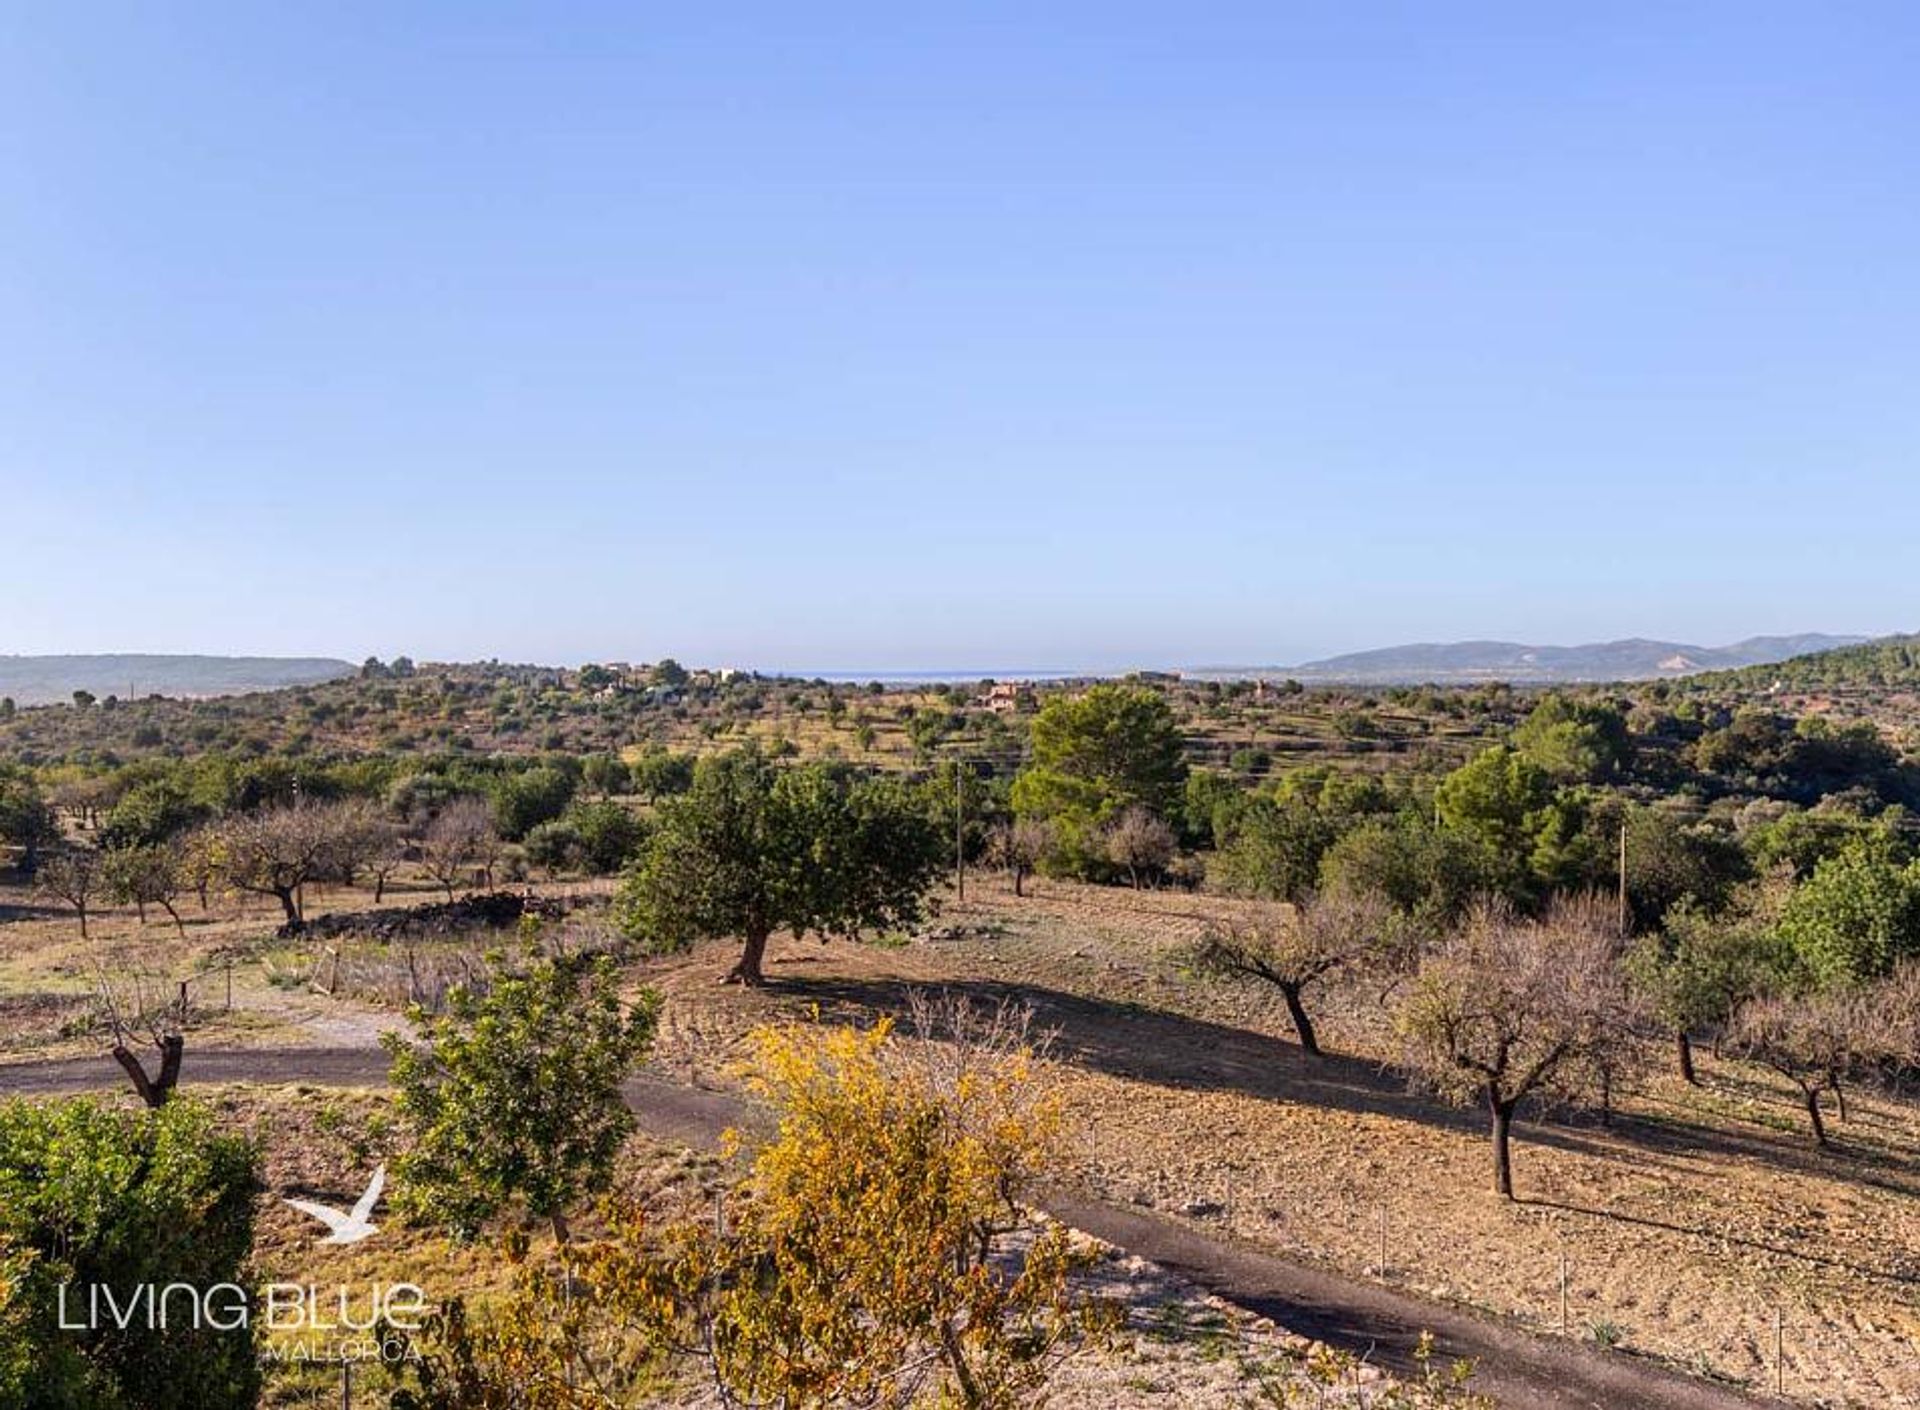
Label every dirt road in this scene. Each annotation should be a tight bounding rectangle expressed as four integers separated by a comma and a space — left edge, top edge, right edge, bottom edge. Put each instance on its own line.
0, 1049, 1780, 1410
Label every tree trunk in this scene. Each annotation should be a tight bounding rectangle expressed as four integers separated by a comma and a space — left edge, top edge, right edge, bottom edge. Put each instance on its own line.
1831, 1077, 1848, 1123
274, 886, 302, 928
1676, 1030, 1698, 1085
1278, 983, 1320, 1056
1489, 1092, 1516, 1198
727, 928, 771, 986
550, 1211, 572, 1245
112, 1036, 183, 1109
1803, 1086, 1828, 1148
161, 900, 185, 938
1013, 866, 1025, 898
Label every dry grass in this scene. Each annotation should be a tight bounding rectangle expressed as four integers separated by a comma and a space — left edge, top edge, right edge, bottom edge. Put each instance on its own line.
6, 872, 1918, 1405
630, 877, 1920, 1409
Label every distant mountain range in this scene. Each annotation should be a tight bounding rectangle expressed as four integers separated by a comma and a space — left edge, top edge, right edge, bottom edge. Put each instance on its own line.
0, 654, 355, 706
1195, 634, 1870, 685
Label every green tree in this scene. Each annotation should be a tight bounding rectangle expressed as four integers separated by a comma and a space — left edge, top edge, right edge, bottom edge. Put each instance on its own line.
581, 753, 632, 798
1626, 901, 1790, 1084
615, 749, 944, 984
489, 765, 577, 841
1435, 746, 1553, 861
0, 1097, 259, 1409
1319, 815, 1486, 928
100, 777, 206, 850
565, 799, 649, 874
628, 748, 695, 803
384, 952, 659, 1242
1778, 842, 1920, 987
1511, 694, 1631, 783
103, 842, 189, 935
1214, 797, 1339, 904
1010, 685, 1186, 876
0, 772, 58, 879
522, 818, 585, 878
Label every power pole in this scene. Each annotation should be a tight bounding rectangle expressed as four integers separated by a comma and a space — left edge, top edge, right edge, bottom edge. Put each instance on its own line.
954, 760, 966, 904
1617, 819, 1629, 937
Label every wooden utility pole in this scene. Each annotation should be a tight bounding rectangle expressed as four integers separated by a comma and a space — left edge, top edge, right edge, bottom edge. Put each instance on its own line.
954, 761, 966, 904
1617, 820, 1629, 937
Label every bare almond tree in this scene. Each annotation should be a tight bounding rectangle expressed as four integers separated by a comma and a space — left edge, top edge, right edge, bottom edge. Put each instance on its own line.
36, 846, 101, 939
1104, 808, 1175, 889
324, 796, 402, 894
213, 799, 353, 927
1396, 895, 1632, 1197
419, 795, 499, 901
1726, 990, 1867, 1148
986, 818, 1053, 898
1195, 890, 1392, 1056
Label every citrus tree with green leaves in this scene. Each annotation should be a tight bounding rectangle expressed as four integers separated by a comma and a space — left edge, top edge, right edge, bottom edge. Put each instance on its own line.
0, 1098, 259, 1409
385, 951, 660, 1242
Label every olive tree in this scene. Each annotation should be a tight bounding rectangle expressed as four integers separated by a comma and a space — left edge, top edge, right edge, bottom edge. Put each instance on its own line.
615, 749, 944, 985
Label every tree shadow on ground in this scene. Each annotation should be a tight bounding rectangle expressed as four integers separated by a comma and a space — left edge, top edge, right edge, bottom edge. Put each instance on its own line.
1514, 1194, 1919, 1288
768, 972, 1920, 1197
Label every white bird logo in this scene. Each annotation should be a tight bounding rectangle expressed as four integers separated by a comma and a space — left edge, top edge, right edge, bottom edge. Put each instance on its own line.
284, 1165, 386, 1245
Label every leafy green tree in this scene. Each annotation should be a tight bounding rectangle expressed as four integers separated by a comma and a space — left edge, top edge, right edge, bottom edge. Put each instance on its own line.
581, 753, 632, 798
1010, 685, 1186, 876
1779, 841, 1920, 987
522, 818, 585, 878
565, 799, 649, 874
100, 778, 205, 850
1435, 746, 1553, 862
1318, 815, 1486, 928
1511, 694, 1631, 783
1213, 797, 1338, 904
489, 765, 577, 841
0, 772, 58, 879
650, 658, 690, 688
0, 1097, 259, 1409
1181, 768, 1245, 848
385, 952, 660, 1242
615, 749, 944, 984
103, 843, 189, 935
628, 748, 695, 803
1626, 901, 1790, 1083
1611, 804, 1748, 932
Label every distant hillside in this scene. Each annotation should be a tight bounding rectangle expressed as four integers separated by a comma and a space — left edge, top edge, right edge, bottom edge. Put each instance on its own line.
1197, 633, 1866, 685
0, 654, 355, 706
1682, 633, 1920, 692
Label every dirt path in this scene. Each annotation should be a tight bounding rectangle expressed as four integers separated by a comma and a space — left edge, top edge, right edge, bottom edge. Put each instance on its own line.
0, 1049, 1779, 1410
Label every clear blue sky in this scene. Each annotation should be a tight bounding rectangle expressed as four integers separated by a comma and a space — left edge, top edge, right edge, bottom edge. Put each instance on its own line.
4, 4, 1916, 671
